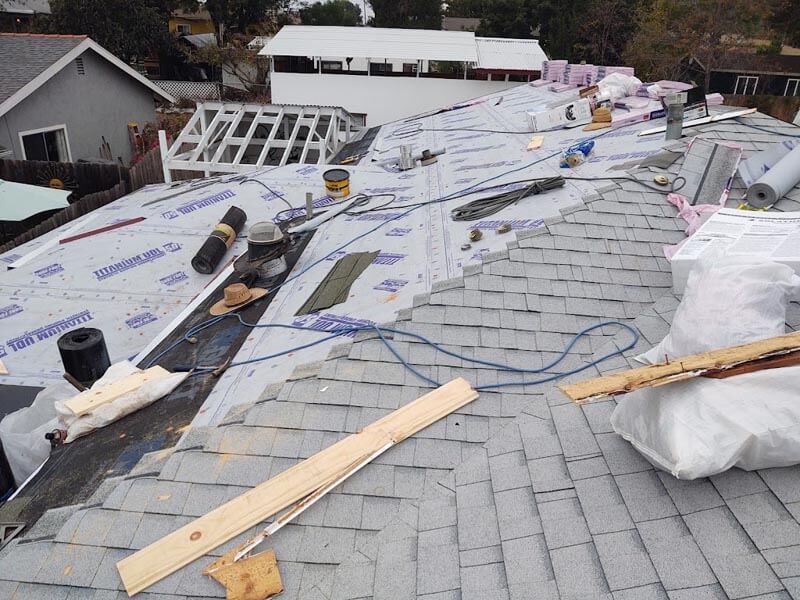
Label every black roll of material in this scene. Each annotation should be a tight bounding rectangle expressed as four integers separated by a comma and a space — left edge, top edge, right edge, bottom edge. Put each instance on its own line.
191, 206, 247, 274
58, 327, 111, 386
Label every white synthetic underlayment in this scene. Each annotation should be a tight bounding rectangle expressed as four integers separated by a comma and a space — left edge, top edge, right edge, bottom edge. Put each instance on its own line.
0, 82, 672, 425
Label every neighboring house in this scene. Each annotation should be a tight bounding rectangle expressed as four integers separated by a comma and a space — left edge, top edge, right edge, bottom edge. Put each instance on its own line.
0, 33, 175, 165
709, 54, 800, 97
0, 0, 49, 32
442, 16, 480, 32
259, 26, 548, 125
169, 8, 214, 36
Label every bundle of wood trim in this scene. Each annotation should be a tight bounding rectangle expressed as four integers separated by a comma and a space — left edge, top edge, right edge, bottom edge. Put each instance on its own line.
560, 331, 800, 404
117, 377, 478, 596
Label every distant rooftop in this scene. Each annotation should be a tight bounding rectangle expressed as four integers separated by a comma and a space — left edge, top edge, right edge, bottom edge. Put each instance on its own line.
0, 33, 85, 104
262, 25, 480, 62
0, 0, 51, 15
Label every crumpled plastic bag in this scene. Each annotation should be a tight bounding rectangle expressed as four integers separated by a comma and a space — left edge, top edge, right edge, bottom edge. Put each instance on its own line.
638, 256, 800, 365
0, 361, 187, 485
597, 72, 644, 102
55, 361, 188, 443
613, 256, 800, 479
612, 366, 800, 479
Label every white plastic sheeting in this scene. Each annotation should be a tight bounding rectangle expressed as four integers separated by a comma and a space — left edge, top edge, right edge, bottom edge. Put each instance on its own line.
1, 81, 673, 426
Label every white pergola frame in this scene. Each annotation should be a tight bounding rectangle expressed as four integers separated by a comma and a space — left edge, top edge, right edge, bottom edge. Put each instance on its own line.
159, 102, 359, 181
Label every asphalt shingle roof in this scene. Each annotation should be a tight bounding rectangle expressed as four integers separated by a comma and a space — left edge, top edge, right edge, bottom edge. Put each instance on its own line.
2, 111, 800, 599
0, 34, 85, 105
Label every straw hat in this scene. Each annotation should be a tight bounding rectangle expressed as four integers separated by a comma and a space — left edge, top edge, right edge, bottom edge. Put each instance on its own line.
209, 283, 268, 316
583, 106, 613, 131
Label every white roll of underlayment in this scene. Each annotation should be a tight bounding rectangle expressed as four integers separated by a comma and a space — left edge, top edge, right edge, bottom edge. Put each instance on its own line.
746, 143, 800, 208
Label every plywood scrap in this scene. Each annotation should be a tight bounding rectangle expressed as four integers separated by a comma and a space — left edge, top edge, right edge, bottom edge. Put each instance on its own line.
63, 366, 171, 417
560, 331, 800, 403
117, 377, 478, 596
204, 549, 283, 600
527, 135, 544, 150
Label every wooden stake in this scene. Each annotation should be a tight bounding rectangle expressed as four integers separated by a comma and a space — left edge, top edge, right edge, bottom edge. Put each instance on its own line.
560, 331, 800, 403
117, 378, 478, 596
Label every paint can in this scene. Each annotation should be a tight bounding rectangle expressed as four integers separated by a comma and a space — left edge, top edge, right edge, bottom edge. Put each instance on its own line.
58, 327, 111, 386
323, 168, 351, 198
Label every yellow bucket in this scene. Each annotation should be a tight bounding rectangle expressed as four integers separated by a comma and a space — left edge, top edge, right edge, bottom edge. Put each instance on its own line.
323, 168, 351, 198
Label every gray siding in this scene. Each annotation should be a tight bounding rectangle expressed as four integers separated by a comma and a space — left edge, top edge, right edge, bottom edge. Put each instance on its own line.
0, 49, 158, 164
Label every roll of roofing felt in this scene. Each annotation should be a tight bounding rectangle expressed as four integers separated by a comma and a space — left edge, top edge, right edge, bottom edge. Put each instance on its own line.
746, 143, 800, 208
191, 206, 247, 274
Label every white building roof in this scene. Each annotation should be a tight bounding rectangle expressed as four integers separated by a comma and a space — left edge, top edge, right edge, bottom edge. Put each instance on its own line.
475, 37, 548, 70
260, 25, 479, 62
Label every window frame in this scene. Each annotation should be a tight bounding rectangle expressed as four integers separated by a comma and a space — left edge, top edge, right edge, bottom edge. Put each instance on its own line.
734, 75, 759, 95
785, 78, 800, 97
176, 23, 191, 34
18, 124, 73, 162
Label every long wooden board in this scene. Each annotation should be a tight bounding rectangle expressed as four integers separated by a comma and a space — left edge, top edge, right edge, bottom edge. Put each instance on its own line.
560, 331, 800, 403
64, 366, 171, 417
117, 377, 478, 596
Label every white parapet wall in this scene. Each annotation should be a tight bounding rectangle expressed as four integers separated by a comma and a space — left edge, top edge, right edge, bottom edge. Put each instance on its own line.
270, 72, 519, 125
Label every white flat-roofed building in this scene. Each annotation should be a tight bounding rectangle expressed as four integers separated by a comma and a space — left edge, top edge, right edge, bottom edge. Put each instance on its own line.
259, 25, 548, 125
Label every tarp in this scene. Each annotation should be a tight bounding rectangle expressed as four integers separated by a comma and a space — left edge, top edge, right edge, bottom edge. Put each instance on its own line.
0, 179, 70, 221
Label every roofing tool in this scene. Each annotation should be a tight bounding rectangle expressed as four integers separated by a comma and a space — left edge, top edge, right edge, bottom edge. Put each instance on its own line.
469, 229, 483, 242
233, 222, 288, 278
654, 175, 670, 186
322, 168, 351, 198
560, 140, 595, 168
191, 206, 247, 274
58, 328, 111, 388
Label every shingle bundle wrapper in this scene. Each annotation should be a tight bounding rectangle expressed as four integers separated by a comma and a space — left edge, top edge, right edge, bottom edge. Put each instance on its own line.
612, 256, 800, 479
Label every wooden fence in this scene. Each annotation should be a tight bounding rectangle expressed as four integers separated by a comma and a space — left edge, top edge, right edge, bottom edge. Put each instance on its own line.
0, 147, 197, 252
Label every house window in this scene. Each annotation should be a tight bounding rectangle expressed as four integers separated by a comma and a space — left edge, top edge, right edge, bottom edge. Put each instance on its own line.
785, 79, 800, 96
403, 63, 418, 74
369, 62, 393, 75
176, 23, 191, 34
321, 61, 343, 71
734, 75, 758, 95
19, 125, 71, 162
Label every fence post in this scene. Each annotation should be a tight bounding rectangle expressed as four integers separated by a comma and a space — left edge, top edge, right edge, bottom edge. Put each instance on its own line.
158, 130, 172, 184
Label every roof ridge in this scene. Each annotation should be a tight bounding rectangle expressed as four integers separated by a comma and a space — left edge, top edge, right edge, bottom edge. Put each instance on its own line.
0, 33, 87, 39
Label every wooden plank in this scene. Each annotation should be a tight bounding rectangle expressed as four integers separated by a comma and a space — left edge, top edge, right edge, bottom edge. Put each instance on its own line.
117, 378, 478, 596
560, 331, 800, 404
0, 359, 7, 376
63, 366, 171, 417
702, 350, 800, 379
205, 548, 282, 600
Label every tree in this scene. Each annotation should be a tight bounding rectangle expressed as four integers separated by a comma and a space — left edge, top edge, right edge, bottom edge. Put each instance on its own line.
185, 0, 282, 44
768, 0, 800, 47
573, 0, 638, 65
300, 0, 362, 25
368, 0, 442, 29
475, 0, 533, 39
444, 0, 483, 18
46, 0, 174, 62
623, 0, 767, 89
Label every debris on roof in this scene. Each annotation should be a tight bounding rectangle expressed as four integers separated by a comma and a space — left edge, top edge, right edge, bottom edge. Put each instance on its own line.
2, 65, 800, 600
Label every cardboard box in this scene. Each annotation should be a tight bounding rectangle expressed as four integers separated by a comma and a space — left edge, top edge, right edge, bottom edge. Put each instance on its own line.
671, 208, 800, 293
526, 99, 592, 131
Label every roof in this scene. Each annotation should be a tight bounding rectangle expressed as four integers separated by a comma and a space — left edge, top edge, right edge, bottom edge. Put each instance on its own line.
715, 52, 800, 76
0, 33, 85, 104
171, 8, 212, 21
476, 36, 548, 71
0, 34, 175, 116
0, 178, 70, 221
181, 32, 216, 48
0, 0, 51, 14
3, 79, 800, 600
261, 25, 480, 62
442, 16, 481, 31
